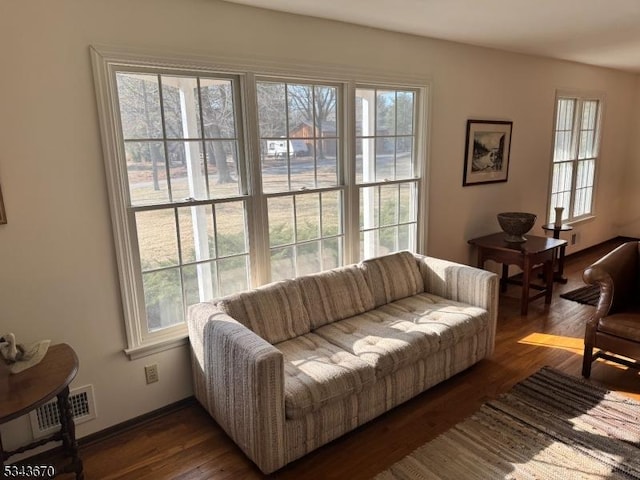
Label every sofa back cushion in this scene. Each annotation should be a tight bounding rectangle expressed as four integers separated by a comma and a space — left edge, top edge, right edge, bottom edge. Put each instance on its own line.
359, 251, 425, 307
296, 265, 375, 329
217, 279, 310, 344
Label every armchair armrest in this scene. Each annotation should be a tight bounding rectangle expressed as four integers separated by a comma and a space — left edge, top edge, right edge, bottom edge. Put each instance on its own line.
188, 303, 285, 474
414, 254, 499, 355
583, 242, 640, 319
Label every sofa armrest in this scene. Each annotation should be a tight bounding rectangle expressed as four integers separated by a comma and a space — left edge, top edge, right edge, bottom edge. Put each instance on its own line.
415, 254, 499, 309
414, 254, 499, 355
583, 242, 640, 320
188, 303, 285, 474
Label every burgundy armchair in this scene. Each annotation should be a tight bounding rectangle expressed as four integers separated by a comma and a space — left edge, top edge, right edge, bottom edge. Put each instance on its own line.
582, 241, 640, 378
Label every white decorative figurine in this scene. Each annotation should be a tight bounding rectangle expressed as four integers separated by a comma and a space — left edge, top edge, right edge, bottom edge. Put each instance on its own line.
0, 333, 51, 374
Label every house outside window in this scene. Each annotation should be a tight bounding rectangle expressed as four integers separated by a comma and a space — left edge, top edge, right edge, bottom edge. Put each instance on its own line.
548, 93, 603, 223
91, 48, 428, 358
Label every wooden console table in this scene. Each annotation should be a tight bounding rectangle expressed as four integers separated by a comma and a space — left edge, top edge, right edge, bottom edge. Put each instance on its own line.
0, 343, 84, 479
468, 233, 567, 315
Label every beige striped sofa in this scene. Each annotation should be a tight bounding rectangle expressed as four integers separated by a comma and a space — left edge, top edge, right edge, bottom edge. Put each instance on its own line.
188, 251, 499, 473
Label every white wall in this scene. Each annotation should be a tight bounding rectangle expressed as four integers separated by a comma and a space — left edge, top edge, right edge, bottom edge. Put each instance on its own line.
618, 76, 640, 238
1, 0, 638, 450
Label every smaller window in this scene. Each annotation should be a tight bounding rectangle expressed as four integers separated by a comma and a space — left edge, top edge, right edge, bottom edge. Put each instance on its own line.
548, 94, 602, 223
355, 87, 419, 259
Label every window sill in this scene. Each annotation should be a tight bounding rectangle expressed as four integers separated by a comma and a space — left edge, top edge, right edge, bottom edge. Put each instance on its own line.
567, 215, 596, 226
124, 334, 189, 360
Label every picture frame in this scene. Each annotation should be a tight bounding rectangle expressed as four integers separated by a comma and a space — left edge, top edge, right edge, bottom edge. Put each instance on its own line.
0, 184, 6, 225
462, 119, 513, 186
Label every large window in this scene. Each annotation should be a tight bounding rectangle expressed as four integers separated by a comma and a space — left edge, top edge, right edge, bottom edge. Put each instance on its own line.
116, 73, 250, 336
548, 94, 602, 223
92, 49, 427, 357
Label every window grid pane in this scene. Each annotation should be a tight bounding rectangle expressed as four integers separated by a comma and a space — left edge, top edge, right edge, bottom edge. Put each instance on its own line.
177, 205, 215, 264
578, 100, 599, 159
549, 161, 573, 222
576, 159, 595, 189
143, 268, 184, 332
117, 73, 163, 140
136, 209, 180, 270
551, 162, 573, 195
125, 141, 170, 205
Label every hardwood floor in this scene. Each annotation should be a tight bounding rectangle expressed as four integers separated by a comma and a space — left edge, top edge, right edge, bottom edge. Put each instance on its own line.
71, 239, 640, 479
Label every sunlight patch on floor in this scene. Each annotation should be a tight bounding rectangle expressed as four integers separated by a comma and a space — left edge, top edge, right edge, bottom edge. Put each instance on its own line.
518, 332, 583, 354
515, 442, 625, 479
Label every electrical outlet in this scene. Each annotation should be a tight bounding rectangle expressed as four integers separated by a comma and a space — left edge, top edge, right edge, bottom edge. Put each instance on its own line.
571, 233, 578, 245
145, 364, 159, 384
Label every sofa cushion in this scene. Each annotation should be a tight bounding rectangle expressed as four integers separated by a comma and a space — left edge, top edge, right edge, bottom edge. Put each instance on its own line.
297, 265, 375, 329
360, 251, 424, 307
314, 293, 488, 377
275, 333, 376, 419
383, 293, 489, 349
217, 279, 310, 344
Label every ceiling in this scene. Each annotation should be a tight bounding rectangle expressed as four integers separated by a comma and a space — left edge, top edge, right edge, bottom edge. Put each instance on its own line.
223, 0, 640, 74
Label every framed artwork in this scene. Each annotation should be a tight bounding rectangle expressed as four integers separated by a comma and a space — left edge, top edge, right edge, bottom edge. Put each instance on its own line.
463, 119, 513, 186
0, 184, 6, 224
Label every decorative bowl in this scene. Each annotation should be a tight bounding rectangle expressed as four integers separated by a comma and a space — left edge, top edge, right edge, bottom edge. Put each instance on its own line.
497, 212, 537, 243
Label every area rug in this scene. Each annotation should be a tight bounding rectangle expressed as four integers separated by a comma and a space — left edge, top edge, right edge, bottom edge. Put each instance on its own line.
560, 284, 601, 306
375, 367, 640, 479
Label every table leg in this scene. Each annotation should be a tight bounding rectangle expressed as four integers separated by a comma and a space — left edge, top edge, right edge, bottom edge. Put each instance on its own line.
501, 263, 509, 293
58, 387, 84, 480
521, 256, 530, 316
1, 432, 5, 469
545, 256, 555, 304
556, 244, 568, 283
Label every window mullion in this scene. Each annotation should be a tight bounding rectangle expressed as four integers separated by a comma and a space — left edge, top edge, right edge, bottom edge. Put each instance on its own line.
344, 81, 359, 265
393, 92, 398, 180
241, 72, 271, 287
284, 84, 292, 191
312, 86, 319, 188
156, 75, 174, 203
415, 87, 427, 254
196, 77, 212, 200
319, 192, 324, 271
292, 195, 299, 277
174, 207, 189, 322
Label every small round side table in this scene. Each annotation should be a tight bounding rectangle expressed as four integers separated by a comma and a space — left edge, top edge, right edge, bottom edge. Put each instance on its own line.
0, 343, 84, 479
541, 223, 573, 283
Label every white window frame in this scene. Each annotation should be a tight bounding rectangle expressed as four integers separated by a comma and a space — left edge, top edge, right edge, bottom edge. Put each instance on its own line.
91, 46, 430, 359
355, 86, 421, 259
547, 90, 604, 224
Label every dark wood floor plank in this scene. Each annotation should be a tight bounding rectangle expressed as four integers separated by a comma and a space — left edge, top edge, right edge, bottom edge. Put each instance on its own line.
58, 238, 640, 479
